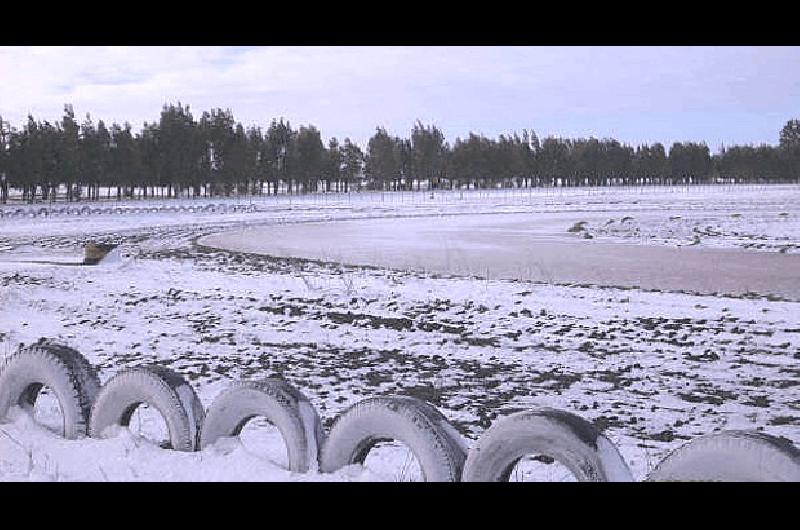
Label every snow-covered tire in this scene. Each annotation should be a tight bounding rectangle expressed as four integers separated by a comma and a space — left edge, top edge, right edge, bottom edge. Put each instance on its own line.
646, 431, 800, 482
462, 408, 634, 482
0, 340, 101, 439
200, 378, 324, 472
89, 365, 204, 451
320, 396, 467, 482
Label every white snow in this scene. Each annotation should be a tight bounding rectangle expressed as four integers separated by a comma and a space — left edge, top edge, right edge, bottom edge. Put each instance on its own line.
0, 409, 365, 482
1, 185, 798, 481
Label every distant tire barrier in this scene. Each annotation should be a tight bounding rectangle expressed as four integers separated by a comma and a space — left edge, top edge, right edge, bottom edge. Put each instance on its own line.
320, 396, 467, 482
200, 378, 324, 473
462, 408, 633, 482
0, 202, 258, 220
0, 340, 101, 439
89, 364, 205, 452
646, 431, 800, 482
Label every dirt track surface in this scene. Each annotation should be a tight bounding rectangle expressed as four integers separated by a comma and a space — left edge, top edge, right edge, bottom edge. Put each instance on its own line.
201, 212, 800, 299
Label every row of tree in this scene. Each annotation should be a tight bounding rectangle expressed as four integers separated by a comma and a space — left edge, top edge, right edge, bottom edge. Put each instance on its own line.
0, 104, 798, 203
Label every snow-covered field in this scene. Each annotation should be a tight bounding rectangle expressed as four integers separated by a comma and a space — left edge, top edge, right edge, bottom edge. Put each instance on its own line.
1, 185, 798, 481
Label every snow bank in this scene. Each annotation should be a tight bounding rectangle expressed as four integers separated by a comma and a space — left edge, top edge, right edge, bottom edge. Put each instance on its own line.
0, 410, 366, 482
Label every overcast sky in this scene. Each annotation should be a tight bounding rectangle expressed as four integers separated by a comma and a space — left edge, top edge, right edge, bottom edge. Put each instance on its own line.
1, 46, 798, 152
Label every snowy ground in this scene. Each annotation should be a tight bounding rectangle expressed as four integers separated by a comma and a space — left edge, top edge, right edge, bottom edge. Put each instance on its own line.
0, 185, 798, 481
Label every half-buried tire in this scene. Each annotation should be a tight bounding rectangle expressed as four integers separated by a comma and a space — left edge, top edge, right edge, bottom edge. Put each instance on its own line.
0, 339, 101, 439
462, 408, 634, 482
89, 365, 204, 451
646, 430, 800, 482
200, 378, 324, 473
320, 396, 467, 482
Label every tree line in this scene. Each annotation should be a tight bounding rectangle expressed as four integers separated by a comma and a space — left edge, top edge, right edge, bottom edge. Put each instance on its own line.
0, 103, 798, 204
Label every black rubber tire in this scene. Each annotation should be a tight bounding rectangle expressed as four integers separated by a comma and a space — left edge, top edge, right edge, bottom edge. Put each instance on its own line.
462, 408, 634, 482
646, 430, 800, 482
320, 396, 467, 482
89, 365, 205, 451
200, 378, 325, 472
0, 340, 101, 439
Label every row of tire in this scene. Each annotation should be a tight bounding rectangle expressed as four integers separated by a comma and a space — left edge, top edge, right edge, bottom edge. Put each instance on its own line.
0, 203, 257, 219
1, 340, 798, 481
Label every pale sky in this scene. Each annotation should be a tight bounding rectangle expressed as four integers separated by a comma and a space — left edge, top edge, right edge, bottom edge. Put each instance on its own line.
1, 46, 799, 152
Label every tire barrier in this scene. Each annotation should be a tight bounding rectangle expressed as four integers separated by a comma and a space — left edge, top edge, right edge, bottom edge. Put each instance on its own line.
461, 408, 634, 482
646, 430, 800, 482
89, 364, 205, 452
319, 396, 467, 482
2, 339, 799, 481
0, 202, 257, 220
200, 378, 324, 473
0, 340, 101, 439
